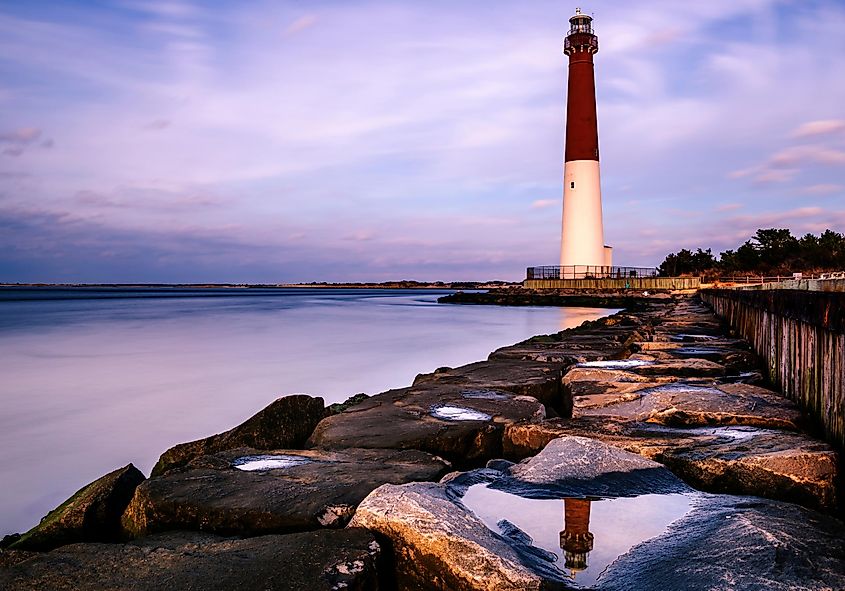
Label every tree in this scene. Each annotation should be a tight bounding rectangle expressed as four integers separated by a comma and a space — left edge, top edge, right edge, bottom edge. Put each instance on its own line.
660, 228, 844, 276
751, 228, 799, 271
659, 248, 716, 276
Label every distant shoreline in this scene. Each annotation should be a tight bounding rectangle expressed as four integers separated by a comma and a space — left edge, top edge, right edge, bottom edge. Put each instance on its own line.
0, 282, 518, 290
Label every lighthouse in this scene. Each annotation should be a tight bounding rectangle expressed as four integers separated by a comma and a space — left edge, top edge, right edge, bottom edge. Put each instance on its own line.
559, 8, 611, 278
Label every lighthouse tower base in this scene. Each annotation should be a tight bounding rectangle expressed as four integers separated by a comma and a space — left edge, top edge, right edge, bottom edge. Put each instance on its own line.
559, 160, 606, 278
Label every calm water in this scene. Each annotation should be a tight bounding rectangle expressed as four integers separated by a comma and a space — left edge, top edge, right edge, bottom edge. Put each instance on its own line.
462, 484, 692, 587
0, 287, 613, 536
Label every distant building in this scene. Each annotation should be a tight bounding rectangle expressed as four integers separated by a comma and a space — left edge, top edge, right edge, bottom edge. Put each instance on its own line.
559, 8, 612, 278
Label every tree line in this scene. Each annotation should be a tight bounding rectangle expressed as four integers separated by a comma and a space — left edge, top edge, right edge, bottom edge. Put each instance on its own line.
658, 228, 845, 277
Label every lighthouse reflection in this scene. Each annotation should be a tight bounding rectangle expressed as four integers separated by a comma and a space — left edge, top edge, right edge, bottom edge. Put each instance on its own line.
460, 485, 692, 587
560, 498, 595, 579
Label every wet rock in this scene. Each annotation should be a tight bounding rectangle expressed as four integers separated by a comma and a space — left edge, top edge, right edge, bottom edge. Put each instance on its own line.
413, 359, 565, 413
349, 482, 549, 591
503, 418, 838, 511
307, 384, 545, 466
152, 394, 325, 476
574, 381, 803, 430
620, 357, 727, 378
350, 435, 845, 591
10, 464, 144, 552
599, 495, 845, 591
502, 436, 688, 498
123, 447, 448, 537
0, 529, 381, 591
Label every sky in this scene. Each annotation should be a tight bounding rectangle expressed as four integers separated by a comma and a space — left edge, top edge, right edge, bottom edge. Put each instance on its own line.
1, 0, 844, 283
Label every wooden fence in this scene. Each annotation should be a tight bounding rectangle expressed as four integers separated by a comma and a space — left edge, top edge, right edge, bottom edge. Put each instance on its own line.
701, 288, 845, 451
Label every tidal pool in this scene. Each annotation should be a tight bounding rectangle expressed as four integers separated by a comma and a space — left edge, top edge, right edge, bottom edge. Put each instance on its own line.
460, 389, 511, 400
461, 484, 692, 587
232, 454, 312, 471
430, 404, 492, 422
576, 359, 654, 369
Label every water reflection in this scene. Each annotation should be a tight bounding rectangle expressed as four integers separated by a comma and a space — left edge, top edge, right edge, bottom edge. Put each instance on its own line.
559, 307, 621, 332
462, 484, 692, 587
560, 498, 594, 577
0, 288, 613, 536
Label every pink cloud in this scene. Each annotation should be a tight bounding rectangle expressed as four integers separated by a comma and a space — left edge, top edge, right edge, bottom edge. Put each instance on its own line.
283, 15, 318, 37
531, 199, 557, 209
715, 203, 742, 211
800, 183, 843, 195
0, 127, 41, 143
791, 119, 845, 139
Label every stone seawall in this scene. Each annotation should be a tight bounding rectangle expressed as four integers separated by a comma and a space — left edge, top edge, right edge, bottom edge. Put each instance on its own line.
701, 289, 845, 452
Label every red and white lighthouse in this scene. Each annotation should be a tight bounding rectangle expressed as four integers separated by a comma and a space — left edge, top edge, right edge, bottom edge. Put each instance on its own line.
559, 8, 611, 277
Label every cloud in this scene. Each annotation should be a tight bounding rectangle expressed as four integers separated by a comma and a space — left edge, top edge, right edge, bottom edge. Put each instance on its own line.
343, 230, 375, 242
283, 15, 318, 37
791, 119, 845, 139
1, 0, 844, 279
0, 127, 41, 144
800, 183, 843, 195
715, 203, 742, 212
143, 119, 171, 130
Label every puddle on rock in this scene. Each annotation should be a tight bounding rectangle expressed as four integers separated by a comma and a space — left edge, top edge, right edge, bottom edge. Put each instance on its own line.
462, 484, 692, 588
638, 383, 722, 396
430, 404, 492, 422
576, 359, 655, 369
669, 334, 719, 342
670, 347, 725, 356
686, 425, 763, 442
461, 389, 511, 400
232, 454, 313, 471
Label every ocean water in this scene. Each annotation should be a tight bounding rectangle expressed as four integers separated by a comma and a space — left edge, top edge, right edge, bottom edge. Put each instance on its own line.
0, 287, 614, 536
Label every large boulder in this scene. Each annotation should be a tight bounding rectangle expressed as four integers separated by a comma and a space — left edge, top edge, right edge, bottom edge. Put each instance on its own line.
574, 381, 803, 430
599, 495, 845, 591
413, 359, 565, 413
10, 464, 144, 551
152, 394, 325, 476
350, 482, 550, 591
0, 529, 381, 591
307, 384, 545, 466
503, 418, 838, 511
123, 447, 449, 538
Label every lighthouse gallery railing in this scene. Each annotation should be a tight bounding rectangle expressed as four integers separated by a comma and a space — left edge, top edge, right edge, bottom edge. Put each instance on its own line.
527, 266, 659, 280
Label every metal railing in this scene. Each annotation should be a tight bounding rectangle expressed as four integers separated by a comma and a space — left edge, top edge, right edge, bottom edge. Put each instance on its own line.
527, 266, 659, 280
712, 274, 823, 285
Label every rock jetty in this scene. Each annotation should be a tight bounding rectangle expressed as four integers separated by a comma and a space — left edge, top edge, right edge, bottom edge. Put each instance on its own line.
2, 296, 843, 590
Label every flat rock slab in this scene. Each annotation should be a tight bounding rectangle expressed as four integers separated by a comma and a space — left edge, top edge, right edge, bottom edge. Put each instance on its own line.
10, 464, 144, 551
351, 436, 845, 591
153, 394, 326, 476
307, 384, 545, 465
413, 359, 565, 413
0, 529, 381, 591
574, 380, 803, 430
504, 418, 838, 511
611, 357, 727, 377
123, 447, 449, 537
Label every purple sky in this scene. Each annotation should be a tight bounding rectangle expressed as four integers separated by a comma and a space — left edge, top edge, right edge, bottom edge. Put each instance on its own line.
1, 0, 843, 282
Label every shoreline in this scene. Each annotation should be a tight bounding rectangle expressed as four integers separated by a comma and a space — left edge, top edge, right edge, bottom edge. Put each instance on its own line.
2, 294, 843, 590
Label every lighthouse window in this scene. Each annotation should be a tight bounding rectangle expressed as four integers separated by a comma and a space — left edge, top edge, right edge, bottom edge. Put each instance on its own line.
571, 181, 576, 189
